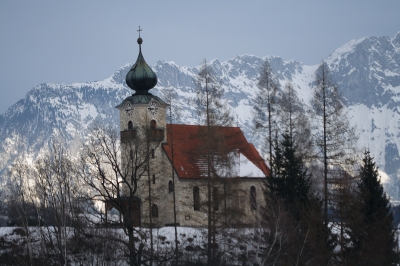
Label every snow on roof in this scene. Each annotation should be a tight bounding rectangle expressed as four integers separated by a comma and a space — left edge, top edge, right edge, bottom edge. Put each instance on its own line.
237, 151, 265, 178
162, 124, 269, 179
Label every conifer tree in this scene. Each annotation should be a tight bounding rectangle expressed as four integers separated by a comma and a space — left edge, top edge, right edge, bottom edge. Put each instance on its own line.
269, 133, 312, 217
266, 133, 333, 265
344, 151, 398, 265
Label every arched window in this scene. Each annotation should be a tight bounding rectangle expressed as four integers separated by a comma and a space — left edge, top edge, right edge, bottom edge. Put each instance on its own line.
152, 174, 156, 184
152, 204, 158, 218
250, 186, 257, 210
193, 186, 200, 211
130, 149, 133, 159
213, 187, 219, 211
150, 120, 157, 129
169, 180, 174, 192
128, 121, 133, 130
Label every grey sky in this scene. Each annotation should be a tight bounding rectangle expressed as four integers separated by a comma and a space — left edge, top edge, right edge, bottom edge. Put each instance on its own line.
0, 1, 399, 114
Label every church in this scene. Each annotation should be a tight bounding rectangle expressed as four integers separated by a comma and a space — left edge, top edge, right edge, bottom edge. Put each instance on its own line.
112, 33, 269, 228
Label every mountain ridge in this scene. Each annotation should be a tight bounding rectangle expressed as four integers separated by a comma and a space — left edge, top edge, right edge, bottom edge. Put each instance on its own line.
1, 32, 400, 200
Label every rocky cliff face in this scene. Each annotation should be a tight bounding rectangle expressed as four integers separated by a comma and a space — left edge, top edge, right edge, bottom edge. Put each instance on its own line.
1, 32, 400, 200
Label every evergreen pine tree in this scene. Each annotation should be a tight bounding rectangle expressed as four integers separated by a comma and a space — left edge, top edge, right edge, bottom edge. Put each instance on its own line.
345, 151, 398, 265
266, 133, 334, 265
269, 133, 312, 219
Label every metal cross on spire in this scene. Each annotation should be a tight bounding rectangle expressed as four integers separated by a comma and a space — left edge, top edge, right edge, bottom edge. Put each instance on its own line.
137, 26, 142, 38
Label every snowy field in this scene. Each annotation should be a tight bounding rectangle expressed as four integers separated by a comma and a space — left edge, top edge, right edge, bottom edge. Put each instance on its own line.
0, 226, 265, 265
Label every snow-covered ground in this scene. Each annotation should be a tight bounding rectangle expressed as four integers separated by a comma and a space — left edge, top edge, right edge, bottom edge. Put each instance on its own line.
0, 226, 265, 265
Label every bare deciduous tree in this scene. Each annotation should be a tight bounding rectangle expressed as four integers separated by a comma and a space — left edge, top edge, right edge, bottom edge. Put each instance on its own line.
311, 61, 357, 225
6, 159, 36, 265
279, 81, 313, 159
79, 124, 156, 266
5, 142, 86, 265
253, 59, 279, 168
33, 143, 82, 265
161, 87, 182, 264
192, 59, 234, 264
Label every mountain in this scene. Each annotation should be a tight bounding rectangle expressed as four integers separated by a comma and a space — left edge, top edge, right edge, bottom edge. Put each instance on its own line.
325, 33, 400, 200
1, 32, 400, 201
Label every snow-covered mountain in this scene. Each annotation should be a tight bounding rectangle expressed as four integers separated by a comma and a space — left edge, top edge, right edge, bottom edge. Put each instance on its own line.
1, 32, 400, 200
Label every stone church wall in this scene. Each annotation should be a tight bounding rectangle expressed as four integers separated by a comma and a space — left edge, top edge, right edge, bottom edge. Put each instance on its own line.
118, 97, 266, 228
136, 146, 266, 228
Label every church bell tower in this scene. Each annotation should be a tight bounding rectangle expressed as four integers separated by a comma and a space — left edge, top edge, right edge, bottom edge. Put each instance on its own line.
116, 29, 168, 197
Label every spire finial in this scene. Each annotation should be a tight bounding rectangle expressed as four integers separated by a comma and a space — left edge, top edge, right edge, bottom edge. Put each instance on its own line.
126, 27, 157, 95
137, 26, 143, 45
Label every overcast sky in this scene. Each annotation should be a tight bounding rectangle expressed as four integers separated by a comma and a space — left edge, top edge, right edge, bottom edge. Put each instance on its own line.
0, 1, 399, 114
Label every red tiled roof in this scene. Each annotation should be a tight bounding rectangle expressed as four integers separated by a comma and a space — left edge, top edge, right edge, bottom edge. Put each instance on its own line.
162, 124, 270, 179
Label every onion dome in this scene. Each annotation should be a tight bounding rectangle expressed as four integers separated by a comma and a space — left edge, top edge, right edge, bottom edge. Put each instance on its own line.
126, 37, 158, 95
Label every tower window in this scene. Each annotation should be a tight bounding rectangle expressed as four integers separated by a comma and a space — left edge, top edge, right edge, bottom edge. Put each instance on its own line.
152, 204, 158, 218
169, 180, 174, 192
250, 186, 257, 210
150, 120, 157, 129
128, 121, 133, 130
151, 149, 155, 158
193, 186, 200, 211
152, 174, 156, 184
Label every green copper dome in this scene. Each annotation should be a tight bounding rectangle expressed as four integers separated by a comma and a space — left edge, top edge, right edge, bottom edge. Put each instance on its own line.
126, 37, 158, 95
